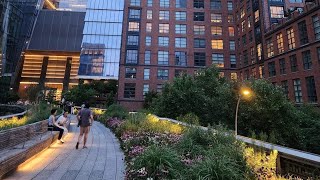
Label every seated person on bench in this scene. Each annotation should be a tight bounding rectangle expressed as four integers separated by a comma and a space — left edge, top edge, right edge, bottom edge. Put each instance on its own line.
48, 109, 65, 144
56, 111, 69, 136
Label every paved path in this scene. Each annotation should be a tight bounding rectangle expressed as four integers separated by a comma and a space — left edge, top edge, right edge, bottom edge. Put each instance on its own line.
5, 116, 125, 180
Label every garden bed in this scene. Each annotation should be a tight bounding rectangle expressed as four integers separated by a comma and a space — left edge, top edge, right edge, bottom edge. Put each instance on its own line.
103, 113, 284, 180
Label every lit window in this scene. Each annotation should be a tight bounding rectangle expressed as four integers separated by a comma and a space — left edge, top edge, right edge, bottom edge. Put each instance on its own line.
259, 65, 264, 78
228, 27, 234, 36
227, 1, 233, 11
128, 22, 140, 32
159, 24, 169, 33
287, 28, 296, 50
143, 84, 150, 96
293, 79, 302, 103
144, 69, 150, 80
146, 23, 152, 33
247, 16, 252, 28
125, 68, 137, 79
158, 51, 169, 65
194, 25, 205, 35
130, 0, 141, 6
254, 10, 259, 22
158, 69, 169, 80
257, 43, 262, 60
270, 6, 284, 18
241, 20, 246, 32
312, 16, 320, 41
266, 38, 274, 58
211, 13, 222, 22
211, 26, 222, 36
228, 15, 234, 23
176, 12, 187, 21
231, 72, 237, 80
145, 51, 151, 64
212, 53, 224, 67
158, 36, 169, 47
240, 8, 245, 18
211, 40, 223, 49
175, 37, 187, 48
176, 0, 187, 8
277, 33, 284, 53
159, 11, 170, 20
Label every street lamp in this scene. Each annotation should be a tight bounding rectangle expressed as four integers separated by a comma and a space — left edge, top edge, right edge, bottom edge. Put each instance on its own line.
235, 87, 252, 136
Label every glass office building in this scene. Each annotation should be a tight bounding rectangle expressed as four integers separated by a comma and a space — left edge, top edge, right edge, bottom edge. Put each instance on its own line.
56, 0, 87, 12
78, 0, 124, 80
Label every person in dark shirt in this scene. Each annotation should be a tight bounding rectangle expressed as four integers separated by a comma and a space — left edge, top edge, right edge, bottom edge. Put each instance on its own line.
76, 103, 93, 149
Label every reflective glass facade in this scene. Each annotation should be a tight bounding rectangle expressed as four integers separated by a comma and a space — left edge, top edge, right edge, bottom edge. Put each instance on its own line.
78, 0, 124, 79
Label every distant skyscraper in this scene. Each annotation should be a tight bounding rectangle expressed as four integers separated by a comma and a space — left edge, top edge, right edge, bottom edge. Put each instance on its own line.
78, 0, 124, 80
56, 0, 87, 12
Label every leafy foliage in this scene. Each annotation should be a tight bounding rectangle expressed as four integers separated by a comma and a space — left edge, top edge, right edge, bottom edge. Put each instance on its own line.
0, 77, 20, 104
63, 84, 97, 105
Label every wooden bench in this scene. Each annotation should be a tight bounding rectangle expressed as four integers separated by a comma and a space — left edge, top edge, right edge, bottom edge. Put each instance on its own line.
0, 120, 59, 179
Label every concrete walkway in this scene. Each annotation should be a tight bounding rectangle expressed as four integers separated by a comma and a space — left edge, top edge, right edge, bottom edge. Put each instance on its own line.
5, 116, 125, 180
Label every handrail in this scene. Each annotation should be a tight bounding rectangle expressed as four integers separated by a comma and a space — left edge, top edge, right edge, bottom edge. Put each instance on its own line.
0, 105, 27, 120
153, 115, 320, 164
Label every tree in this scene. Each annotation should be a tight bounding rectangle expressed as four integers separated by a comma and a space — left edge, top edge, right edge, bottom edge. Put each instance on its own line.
63, 84, 97, 105
143, 91, 158, 109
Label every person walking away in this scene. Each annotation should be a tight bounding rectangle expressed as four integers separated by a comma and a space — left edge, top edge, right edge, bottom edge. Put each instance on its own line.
48, 109, 65, 143
56, 111, 69, 138
76, 103, 93, 149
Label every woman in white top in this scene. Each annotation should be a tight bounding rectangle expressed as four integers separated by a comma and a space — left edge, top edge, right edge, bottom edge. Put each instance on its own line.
48, 109, 65, 143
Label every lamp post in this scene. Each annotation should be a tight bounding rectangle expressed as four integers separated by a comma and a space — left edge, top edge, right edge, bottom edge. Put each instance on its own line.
235, 88, 251, 136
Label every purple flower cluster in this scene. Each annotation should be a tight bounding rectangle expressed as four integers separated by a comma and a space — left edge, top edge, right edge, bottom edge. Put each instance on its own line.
106, 117, 123, 129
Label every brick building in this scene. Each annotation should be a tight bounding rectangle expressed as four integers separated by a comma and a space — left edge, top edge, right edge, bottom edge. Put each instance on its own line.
118, 0, 320, 110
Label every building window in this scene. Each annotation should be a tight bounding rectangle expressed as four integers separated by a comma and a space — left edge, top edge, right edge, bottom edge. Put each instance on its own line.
147, 10, 152, 19
130, 0, 141, 6
158, 36, 169, 47
128, 22, 140, 32
194, 12, 205, 21
147, 0, 153, 7
127, 35, 139, 46
270, 6, 284, 18
281, 80, 289, 98
254, 10, 259, 22
194, 38, 206, 48
145, 51, 151, 64
175, 69, 187, 77
159, 24, 169, 33
251, 67, 257, 78
287, 28, 296, 49
124, 83, 136, 99
144, 68, 150, 80
175, 52, 187, 66
126, 50, 138, 64
129, 9, 141, 19
243, 50, 248, 66
279, 58, 286, 75
293, 79, 302, 103
266, 38, 274, 58
211, 40, 223, 49
211, 0, 221, 10
290, 55, 298, 72
298, 20, 309, 45
160, 0, 170, 7
194, 25, 205, 35
143, 84, 150, 96
159, 11, 170, 20
146, 36, 152, 46
242, 35, 247, 45
250, 47, 255, 63
257, 43, 262, 61
194, 0, 204, 8
176, 12, 187, 21
158, 51, 169, 65
240, 7, 245, 18
228, 27, 234, 36
212, 53, 224, 67
176, 0, 187, 8
175, 38, 187, 48
259, 65, 264, 78
312, 16, 320, 41
249, 31, 253, 42
146, 23, 152, 33
306, 76, 317, 103
229, 41, 235, 50
230, 55, 236, 68
125, 68, 137, 79
194, 52, 206, 66
158, 69, 169, 80
227, 1, 233, 10
157, 84, 164, 93
277, 33, 284, 53
248, 16, 252, 28
175, 24, 187, 34
302, 50, 312, 70
268, 61, 276, 77
228, 15, 234, 23
211, 13, 222, 23
211, 26, 222, 36
290, 0, 302, 2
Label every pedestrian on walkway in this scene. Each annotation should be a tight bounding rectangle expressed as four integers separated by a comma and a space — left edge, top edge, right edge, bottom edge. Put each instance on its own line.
76, 103, 93, 149
48, 109, 65, 144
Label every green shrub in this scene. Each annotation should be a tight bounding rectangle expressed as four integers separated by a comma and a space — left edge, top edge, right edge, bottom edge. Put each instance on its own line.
132, 145, 184, 179
177, 113, 200, 125
103, 104, 128, 119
